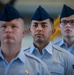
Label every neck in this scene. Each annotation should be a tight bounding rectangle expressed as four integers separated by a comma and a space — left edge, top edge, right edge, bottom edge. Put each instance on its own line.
34, 42, 49, 54
1, 43, 21, 63
63, 36, 74, 47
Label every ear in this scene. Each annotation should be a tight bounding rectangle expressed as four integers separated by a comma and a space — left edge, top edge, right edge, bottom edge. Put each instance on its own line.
22, 29, 26, 37
29, 28, 31, 34
52, 28, 55, 34
58, 24, 61, 30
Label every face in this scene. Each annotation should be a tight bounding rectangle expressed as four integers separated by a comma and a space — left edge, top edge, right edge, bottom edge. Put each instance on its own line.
0, 18, 26, 45
29, 19, 54, 44
59, 15, 74, 38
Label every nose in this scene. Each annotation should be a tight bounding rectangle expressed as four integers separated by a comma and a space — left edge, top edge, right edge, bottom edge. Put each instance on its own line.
5, 26, 12, 33
36, 25, 42, 31
65, 23, 71, 28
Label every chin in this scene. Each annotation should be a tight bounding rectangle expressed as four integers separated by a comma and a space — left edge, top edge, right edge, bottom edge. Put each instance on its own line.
65, 35, 71, 37
36, 39, 43, 43
4, 40, 14, 44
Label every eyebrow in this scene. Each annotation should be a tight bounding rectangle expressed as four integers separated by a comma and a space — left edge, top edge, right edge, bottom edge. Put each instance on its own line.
32, 22, 38, 25
61, 19, 74, 21
32, 22, 48, 25
41, 22, 48, 24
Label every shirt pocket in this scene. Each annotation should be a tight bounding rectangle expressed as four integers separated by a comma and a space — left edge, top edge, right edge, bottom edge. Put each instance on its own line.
48, 63, 64, 75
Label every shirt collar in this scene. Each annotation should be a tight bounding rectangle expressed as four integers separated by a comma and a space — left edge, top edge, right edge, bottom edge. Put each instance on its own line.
0, 48, 26, 64
44, 42, 53, 55
56, 38, 65, 46
0, 49, 4, 59
57, 38, 72, 47
60, 39, 65, 46
30, 42, 53, 55
16, 49, 26, 63
30, 44, 35, 53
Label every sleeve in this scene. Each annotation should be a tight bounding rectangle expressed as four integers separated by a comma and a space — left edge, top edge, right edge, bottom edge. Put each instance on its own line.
64, 53, 74, 75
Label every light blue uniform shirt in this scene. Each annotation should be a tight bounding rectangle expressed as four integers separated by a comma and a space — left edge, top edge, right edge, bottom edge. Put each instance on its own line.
0, 49, 51, 75
53, 38, 74, 55
25, 42, 74, 75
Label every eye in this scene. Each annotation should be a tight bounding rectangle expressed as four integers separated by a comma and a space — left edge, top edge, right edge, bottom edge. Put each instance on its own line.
33, 24, 38, 28
11, 25, 18, 28
1, 25, 7, 28
70, 20, 74, 24
42, 24, 47, 28
60, 20, 68, 25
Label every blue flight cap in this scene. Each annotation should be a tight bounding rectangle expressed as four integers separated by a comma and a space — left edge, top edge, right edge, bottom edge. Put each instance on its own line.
31, 6, 53, 22
60, 4, 74, 19
0, 3, 22, 21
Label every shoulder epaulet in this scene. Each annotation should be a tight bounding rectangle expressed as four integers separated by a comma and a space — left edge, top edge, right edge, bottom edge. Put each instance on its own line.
24, 47, 30, 51
52, 44, 73, 56
24, 47, 30, 52
24, 52, 47, 67
53, 38, 62, 44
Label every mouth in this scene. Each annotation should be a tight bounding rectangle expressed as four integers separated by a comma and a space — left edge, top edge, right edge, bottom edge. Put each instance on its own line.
5, 35, 13, 39
5, 37, 11, 39
65, 29, 71, 33
35, 34, 43, 37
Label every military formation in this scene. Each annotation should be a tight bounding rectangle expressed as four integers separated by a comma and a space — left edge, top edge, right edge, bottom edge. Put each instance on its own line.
0, 3, 74, 75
